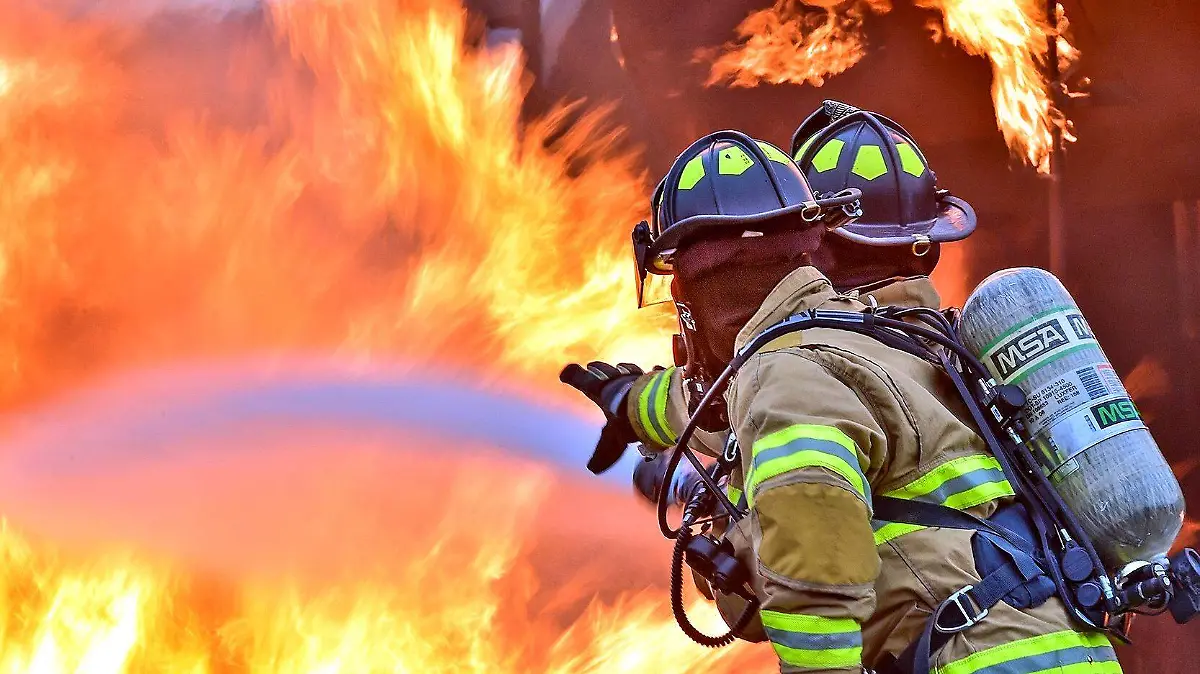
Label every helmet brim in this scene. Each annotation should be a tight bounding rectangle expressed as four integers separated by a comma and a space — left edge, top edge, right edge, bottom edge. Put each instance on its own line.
831, 194, 976, 246
646, 194, 847, 268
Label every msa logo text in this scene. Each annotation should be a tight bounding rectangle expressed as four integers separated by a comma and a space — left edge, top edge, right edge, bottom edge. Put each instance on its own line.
1066, 313, 1094, 340
1091, 398, 1140, 429
992, 319, 1070, 380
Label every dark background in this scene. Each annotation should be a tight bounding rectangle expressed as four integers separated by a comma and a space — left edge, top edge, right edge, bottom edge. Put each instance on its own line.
469, 0, 1200, 669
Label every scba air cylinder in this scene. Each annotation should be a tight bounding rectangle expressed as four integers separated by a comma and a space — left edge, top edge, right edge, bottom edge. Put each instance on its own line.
959, 267, 1184, 570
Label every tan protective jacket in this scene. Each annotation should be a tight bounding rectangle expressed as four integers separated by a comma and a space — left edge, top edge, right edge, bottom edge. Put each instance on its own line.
627, 268, 1119, 674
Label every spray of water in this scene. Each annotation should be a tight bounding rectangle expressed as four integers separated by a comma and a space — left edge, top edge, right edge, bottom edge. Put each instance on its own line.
0, 357, 652, 577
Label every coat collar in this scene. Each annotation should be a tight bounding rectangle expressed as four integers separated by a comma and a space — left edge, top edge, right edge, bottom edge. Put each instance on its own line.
734, 268, 941, 352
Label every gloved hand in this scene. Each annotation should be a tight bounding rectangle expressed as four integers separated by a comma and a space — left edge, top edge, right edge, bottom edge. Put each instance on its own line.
633, 450, 716, 524
559, 361, 646, 474
632, 450, 672, 504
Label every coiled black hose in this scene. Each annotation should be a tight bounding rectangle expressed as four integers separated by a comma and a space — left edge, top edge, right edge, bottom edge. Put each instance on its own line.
670, 533, 759, 648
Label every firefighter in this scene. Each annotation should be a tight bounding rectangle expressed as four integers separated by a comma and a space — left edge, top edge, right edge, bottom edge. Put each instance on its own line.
562, 103, 1121, 673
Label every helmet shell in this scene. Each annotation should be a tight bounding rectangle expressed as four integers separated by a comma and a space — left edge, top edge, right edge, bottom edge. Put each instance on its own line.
793, 105, 976, 246
648, 130, 822, 269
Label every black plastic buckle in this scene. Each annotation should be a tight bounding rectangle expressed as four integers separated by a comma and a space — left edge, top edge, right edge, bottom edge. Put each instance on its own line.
1169, 548, 1200, 624
934, 585, 989, 634
683, 533, 754, 602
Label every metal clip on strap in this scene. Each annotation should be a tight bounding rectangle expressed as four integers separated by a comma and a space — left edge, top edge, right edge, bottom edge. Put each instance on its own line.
934, 585, 989, 634
800, 201, 822, 222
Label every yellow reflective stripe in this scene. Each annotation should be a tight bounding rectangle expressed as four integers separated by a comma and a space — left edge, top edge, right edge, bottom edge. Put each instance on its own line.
811, 139, 844, 172
896, 142, 926, 177
748, 450, 866, 507
753, 424, 859, 460
747, 424, 867, 507
636, 373, 669, 447
937, 630, 1114, 674
874, 522, 925, 546
772, 643, 862, 670
872, 482, 1014, 547
851, 145, 887, 180
717, 146, 754, 175
761, 611, 862, 670
651, 367, 677, 444
942, 481, 1017, 511
884, 455, 1006, 501
874, 455, 1015, 546
760, 611, 858, 634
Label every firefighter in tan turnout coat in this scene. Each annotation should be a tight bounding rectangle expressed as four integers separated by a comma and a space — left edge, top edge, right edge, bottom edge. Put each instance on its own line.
562, 104, 1120, 674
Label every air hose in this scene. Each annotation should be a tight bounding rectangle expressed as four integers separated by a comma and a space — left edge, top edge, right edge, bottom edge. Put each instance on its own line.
670, 532, 759, 647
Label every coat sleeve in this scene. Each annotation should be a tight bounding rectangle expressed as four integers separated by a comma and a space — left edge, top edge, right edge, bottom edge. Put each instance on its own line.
729, 350, 884, 674
625, 366, 727, 457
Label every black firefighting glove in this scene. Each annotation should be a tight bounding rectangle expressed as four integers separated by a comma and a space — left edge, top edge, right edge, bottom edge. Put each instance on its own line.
633, 450, 715, 524
632, 449, 670, 504
559, 361, 645, 474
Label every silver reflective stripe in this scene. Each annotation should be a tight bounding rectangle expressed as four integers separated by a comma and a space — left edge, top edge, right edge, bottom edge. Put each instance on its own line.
762, 626, 862, 652
911, 465, 1008, 505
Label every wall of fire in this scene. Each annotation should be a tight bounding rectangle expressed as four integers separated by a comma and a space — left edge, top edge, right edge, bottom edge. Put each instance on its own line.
466, 0, 1200, 668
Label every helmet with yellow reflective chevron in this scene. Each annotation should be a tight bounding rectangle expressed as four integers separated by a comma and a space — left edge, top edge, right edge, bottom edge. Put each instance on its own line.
790, 100, 976, 248
631, 130, 860, 305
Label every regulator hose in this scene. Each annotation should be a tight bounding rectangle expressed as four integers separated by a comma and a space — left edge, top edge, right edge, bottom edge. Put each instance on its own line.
657, 308, 975, 539
670, 532, 759, 648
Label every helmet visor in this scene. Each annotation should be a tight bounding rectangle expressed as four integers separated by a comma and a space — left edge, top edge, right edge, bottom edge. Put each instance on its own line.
637, 269, 673, 308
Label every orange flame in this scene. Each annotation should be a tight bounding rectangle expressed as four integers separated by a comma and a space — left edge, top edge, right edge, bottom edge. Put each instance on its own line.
704, 0, 892, 88
0, 0, 675, 411
930, 241, 970, 309
0, 0, 764, 669
705, 0, 1080, 174
918, 0, 1075, 173
1123, 356, 1170, 425
0, 447, 768, 672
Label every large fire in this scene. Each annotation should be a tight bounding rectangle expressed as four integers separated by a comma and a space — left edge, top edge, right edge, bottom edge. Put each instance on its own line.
0, 0, 763, 670
0, 428, 768, 672
705, 0, 1079, 173
0, 0, 674, 411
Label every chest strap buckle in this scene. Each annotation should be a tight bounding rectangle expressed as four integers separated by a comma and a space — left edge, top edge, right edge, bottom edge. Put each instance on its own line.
934, 585, 989, 634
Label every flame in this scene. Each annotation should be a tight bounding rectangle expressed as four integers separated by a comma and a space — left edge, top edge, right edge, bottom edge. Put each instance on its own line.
0, 0, 773, 669
1054, 3, 1082, 89
0, 0, 675, 411
918, 0, 1074, 173
704, 0, 892, 88
705, 0, 1080, 173
0, 448, 766, 672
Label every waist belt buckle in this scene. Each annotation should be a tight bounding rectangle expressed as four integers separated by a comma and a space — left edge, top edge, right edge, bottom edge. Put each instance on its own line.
934, 585, 988, 634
